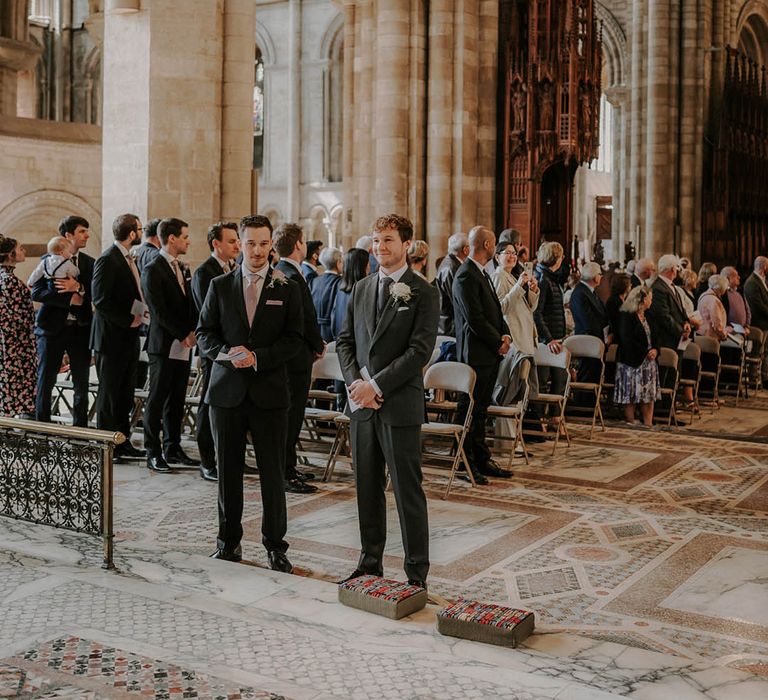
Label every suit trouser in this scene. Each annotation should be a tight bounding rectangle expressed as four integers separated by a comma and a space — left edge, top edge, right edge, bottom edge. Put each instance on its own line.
143, 353, 190, 458
35, 324, 91, 427
210, 398, 288, 552
351, 415, 429, 581
95, 332, 139, 438
286, 359, 312, 474
457, 361, 499, 471
195, 358, 216, 469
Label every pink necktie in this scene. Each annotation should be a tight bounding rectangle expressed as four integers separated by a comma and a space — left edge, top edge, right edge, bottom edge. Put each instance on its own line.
246, 274, 260, 325
171, 260, 185, 294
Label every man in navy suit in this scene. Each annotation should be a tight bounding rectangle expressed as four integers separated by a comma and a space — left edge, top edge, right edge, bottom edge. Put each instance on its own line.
452, 226, 513, 484
141, 218, 199, 474
32, 216, 94, 427
197, 215, 303, 571
311, 247, 343, 342
301, 240, 323, 287
91, 213, 146, 461
569, 261, 611, 384
191, 221, 240, 481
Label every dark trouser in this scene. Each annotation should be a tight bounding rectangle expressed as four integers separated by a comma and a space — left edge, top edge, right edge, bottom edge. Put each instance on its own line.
457, 361, 498, 471
210, 398, 288, 552
35, 324, 91, 427
95, 332, 139, 438
135, 325, 149, 388
196, 358, 216, 469
143, 353, 190, 458
286, 360, 312, 474
350, 416, 429, 581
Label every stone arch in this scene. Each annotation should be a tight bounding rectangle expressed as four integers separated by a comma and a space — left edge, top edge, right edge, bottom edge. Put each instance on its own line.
260, 206, 283, 229
83, 44, 102, 125
595, 2, 627, 87
254, 21, 276, 66
319, 12, 345, 182
0, 190, 102, 258
319, 11, 344, 61
738, 7, 768, 66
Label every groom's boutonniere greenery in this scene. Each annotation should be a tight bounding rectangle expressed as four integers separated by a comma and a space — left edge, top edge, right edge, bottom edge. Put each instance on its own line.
390, 282, 413, 303
268, 269, 288, 289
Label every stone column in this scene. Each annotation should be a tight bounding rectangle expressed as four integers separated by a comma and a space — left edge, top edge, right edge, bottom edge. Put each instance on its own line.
0, 0, 41, 116
628, 0, 647, 256
101, 1, 227, 261
476, 0, 498, 231
286, 0, 301, 221
341, 0, 356, 249
219, 0, 256, 222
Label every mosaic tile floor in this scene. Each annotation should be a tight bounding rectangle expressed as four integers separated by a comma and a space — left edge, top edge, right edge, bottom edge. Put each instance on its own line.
1, 415, 768, 698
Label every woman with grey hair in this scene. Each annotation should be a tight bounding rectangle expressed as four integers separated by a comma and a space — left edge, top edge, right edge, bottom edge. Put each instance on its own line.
614, 285, 661, 426
696, 274, 731, 340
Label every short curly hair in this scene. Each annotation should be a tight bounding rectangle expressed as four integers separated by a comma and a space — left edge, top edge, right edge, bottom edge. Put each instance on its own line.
239, 214, 273, 236
538, 241, 564, 267
371, 214, 414, 243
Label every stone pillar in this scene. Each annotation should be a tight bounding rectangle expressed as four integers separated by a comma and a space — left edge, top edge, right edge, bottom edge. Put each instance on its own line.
220, 0, 256, 222
628, 0, 647, 256
341, 0, 356, 249
476, 0, 498, 231
0, 0, 42, 116
286, 0, 301, 221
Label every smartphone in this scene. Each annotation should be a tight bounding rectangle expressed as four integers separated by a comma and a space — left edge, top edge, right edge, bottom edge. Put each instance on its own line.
524, 261, 533, 275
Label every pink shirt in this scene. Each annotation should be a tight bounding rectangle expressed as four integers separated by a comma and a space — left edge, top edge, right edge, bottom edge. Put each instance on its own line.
696, 290, 728, 340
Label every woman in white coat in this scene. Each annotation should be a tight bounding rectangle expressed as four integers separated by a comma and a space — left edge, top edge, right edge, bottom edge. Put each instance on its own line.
492, 241, 540, 444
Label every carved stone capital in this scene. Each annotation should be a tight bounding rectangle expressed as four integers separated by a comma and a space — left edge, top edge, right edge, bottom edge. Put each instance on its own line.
604, 85, 628, 108
0, 37, 42, 72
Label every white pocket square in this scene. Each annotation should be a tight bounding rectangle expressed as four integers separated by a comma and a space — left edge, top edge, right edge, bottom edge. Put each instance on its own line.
397, 306, 410, 312
266, 299, 283, 306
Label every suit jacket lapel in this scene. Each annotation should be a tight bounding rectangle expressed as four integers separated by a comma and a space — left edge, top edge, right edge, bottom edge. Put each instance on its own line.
364, 274, 377, 339
248, 266, 273, 335
230, 268, 249, 330
370, 268, 415, 347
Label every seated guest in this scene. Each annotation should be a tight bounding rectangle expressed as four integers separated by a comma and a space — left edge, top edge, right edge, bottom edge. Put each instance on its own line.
355, 234, 377, 274
301, 240, 323, 287
694, 262, 717, 303
614, 285, 660, 426
676, 268, 698, 319
435, 232, 469, 335
744, 256, 768, 387
408, 239, 430, 280
720, 266, 751, 335
311, 247, 344, 343
569, 261, 610, 385
331, 248, 370, 340
697, 274, 732, 340
0, 235, 37, 418
606, 273, 631, 334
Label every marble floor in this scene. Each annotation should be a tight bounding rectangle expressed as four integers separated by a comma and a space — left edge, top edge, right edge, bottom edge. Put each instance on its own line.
1, 416, 768, 699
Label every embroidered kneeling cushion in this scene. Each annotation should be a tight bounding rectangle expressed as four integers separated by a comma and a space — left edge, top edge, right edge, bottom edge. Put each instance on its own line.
437, 599, 535, 647
338, 575, 428, 620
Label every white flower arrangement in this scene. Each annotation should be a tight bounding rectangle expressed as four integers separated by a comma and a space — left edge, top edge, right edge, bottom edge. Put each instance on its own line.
390, 282, 413, 303
268, 269, 288, 288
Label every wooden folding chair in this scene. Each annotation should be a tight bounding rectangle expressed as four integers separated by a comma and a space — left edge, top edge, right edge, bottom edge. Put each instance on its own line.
527, 344, 572, 456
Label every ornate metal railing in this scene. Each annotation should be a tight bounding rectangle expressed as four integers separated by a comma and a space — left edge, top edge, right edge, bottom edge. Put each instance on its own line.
0, 418, 124, 569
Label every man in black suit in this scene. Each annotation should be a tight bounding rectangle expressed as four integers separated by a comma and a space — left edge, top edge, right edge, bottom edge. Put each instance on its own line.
336, 214, 438, 588
274, 223, 325, 494
434, 232, 469, 335
744, 256, 768, 387
301, 240, 323, 287
647, 254, 690, 351
569, 261, 611, 384
91, 213, 146, 461
452, 226, 513, 485
141, 218, 199, 474
32, 215, 94, 427
191, 221, 240, 481
311, 247, 343, 342
133, 218, 162, 388
197, 214, 302, 571
631, 257, 656, 289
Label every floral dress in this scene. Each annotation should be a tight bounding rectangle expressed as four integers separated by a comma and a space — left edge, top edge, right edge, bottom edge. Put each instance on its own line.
613, 317, 661, 405
0, 266, 37, 416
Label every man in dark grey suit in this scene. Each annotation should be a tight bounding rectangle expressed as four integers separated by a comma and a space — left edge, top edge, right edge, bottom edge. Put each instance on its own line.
336, 214, 439, 588
197, 215, 302, 572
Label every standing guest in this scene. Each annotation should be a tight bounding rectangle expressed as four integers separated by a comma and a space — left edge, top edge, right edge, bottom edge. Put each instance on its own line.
533, 241, 568, 400
31, 216, 94, 427
434, 232, 469, 335
694, 262, 718, 303
453, 225, 513, 484
141, 218, 199, 474
133, 218, 162, 273
274, 223, 325, 494
696, 274, 732, 340
569, 261, 611, 384
311, 246, 344, 343
614, 285, 660, 426
330, 248, 370, 340
408, 239, 430, 280
301, 240, 323, 287
676, 269, 698, 319
0, 236, 36, 417
647, 255, 691, 351
632, 258, 656, 288
197, 215, 303, 570
492, 242, 539, 356
498, 229, 524, 277
720, 266, 751, 334
355, 234, 378, 274
91, 213, 146, 462
336, 214, 438, 588
191, 221, 240, 482
606, 273, 632, 334
744, 256, 768, 387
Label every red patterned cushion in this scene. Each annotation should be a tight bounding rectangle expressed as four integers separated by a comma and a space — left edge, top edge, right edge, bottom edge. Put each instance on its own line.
436, 599, 535, 647
438, 599, 533, 629
339, 575, 423, 602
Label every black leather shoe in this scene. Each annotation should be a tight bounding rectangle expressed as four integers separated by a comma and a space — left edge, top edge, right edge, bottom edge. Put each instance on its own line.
147, 455, 172, 473
243, 464, 259, 475
293, 469, 316, 482
267, 550, 293, 573
210, 545, 242, 562
200, 465, 218, 482
407, 579, 427, 590
284, 477, 318, 494
479, 461, 513, 478
337, 569, 382, 584
118, 442, 146, 460
458, 470, 488, 485
164, 447, 200, 466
